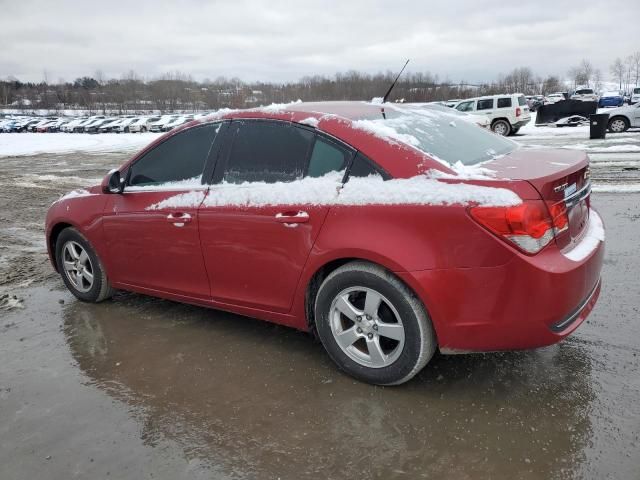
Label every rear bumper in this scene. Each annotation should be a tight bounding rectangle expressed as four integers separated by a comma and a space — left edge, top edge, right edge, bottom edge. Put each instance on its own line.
398, 229, 604, 353
513, 118, 530, 129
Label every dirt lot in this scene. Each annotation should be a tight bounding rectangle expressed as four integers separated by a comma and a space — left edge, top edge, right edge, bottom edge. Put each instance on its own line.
0, 140, 639, 479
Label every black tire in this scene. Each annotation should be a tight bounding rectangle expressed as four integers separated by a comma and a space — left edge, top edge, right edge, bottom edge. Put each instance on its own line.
607, 116, 629, 133
55, 228, 114, 303
314, 261, 437, 385
491, 119, 512, 136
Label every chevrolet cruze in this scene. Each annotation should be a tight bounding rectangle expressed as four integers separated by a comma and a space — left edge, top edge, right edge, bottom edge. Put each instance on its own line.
46, 102, 604, 385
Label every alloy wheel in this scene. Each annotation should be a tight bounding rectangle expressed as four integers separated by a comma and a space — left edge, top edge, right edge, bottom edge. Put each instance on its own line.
329, 286, 405, 368
610, 119, 626, 133
62, 241, 94, 293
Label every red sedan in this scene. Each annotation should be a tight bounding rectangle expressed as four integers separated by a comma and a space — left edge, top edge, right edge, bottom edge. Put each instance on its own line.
45, 102, 604, 385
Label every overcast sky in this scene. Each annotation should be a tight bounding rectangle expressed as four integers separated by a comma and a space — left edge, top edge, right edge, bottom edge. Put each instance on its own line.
1, 0, 638, 84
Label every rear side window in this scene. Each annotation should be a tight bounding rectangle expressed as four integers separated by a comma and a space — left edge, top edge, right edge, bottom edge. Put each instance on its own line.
223, 121, 314, 184
306, 136, 352, 177
348, 153, 388, 179
497, 98, 512, 108
128, 124, 219, 187
517, 96, 526, 106
477, 99, 494, 110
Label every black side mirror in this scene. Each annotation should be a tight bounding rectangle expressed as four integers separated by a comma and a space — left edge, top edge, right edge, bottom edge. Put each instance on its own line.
106, 170, 124, 194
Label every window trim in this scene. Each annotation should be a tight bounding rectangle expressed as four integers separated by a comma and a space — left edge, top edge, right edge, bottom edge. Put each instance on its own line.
123, 121, 224, 191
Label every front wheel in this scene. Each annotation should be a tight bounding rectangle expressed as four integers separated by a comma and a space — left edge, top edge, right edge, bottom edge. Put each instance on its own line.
608, 117, 629, 133
492, 119, 512, 136
55, 228, 114, 302
314, 261, 437, 385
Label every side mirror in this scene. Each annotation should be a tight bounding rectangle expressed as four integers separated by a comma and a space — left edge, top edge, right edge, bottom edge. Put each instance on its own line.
103, 169, 124, 194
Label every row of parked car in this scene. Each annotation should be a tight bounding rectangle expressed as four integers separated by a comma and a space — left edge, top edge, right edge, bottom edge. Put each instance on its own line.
0, 113, 208, 134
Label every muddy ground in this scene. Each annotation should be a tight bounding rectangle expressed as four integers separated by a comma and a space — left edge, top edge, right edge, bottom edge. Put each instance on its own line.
0, 145, 639, 479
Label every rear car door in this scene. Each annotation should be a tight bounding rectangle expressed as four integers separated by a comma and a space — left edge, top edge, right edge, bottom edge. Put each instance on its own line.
198, 120, 354, 313
102, 123, 221, 299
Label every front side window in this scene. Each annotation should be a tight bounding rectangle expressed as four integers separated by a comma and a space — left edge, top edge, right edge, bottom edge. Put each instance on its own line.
456, 101, 474, 112
223, 121, 314, 184
128, 123, 219, 187
477, 99, 494, 110
306, 136, 352, 178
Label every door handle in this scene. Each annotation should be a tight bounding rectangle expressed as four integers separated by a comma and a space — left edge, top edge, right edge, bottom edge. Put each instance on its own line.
275, 211, 309, 227
167, 212, 192, 227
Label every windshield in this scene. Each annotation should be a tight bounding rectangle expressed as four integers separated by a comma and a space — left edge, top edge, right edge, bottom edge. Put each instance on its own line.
367, 105, 517, 166
634, 88, 640, 94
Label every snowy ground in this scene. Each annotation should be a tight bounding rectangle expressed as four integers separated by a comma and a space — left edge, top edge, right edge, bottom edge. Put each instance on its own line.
515, 113, 640, 192
0, 132, 161, 157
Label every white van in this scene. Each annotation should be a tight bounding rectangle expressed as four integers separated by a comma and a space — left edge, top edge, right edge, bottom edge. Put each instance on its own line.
453, 94, 531, 135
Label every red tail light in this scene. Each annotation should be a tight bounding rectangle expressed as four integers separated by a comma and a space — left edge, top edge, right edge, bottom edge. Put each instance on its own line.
469, 200, 568, 254
516, 107, 522, 117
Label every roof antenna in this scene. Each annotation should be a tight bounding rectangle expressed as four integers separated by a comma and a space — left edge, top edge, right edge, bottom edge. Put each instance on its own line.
382, 59, 410, 104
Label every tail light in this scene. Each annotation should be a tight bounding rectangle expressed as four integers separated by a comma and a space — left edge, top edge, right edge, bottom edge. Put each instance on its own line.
469, 200, 568, 254
515, 107, 522, 117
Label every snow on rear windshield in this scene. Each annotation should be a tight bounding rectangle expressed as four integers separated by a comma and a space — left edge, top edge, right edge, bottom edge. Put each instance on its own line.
355, 105, 517, 166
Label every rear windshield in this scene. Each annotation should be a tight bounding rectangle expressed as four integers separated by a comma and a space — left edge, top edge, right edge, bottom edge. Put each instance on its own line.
634, 88, 640, 94
368, 106, 517, 166
576, 89, 594, 94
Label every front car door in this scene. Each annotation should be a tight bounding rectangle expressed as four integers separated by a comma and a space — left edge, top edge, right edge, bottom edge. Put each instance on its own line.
102, 123, 222, 300
198, 120, 354, 313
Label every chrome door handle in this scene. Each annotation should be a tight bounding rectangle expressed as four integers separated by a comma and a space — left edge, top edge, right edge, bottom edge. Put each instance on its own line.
167, 212, 192, 227
275, 211, 309, 227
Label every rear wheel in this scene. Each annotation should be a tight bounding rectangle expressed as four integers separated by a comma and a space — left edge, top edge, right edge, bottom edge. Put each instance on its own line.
608, 116, 629, 133
55, 228, 114, 303
314, 261, 436, 385
492, 119, 512, 136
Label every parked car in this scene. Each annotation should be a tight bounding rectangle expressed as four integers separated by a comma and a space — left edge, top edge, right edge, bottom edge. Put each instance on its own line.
404, 102, 491, 128
545, 93, 566, 104
28, 118, 54, 132
605, 102, 640, 133
98, 118, 125, 133
149, 115, 179, 132
128, 116, 160, 133
631, 87, 640, 105
46, 101, 603, 385
60, 118, 87, 133
162, 115, 194, 132
598, 91, 624, 108
84, 118, 113, 133
454, 93, 531, 135
73, 117, 104, 133
570, 88, 599, 102
116, 117, 139, 133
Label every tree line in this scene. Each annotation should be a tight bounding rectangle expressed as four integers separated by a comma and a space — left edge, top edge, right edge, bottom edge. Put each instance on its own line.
1, 54, 638, 114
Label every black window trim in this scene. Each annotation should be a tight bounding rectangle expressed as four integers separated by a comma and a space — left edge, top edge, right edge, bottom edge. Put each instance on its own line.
123, 120, 226, 190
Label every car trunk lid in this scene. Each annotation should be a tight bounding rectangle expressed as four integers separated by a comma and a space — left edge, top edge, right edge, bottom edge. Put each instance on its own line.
486, 148, 591, 250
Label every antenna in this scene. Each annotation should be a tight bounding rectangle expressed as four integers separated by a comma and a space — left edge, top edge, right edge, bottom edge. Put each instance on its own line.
382, 59, 410, 103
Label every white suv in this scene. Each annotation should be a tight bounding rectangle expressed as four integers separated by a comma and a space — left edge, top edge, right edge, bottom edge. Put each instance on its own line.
631, 87, 640, 105
454, 94, 531, 135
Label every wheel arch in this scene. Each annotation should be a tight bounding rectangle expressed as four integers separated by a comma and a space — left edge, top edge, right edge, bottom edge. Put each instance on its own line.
608, 115, 630, 131
303, 256, 438, 346
48, 221, 75, 272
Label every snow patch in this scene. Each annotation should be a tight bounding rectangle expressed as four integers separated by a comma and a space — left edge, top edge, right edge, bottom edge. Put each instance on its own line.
57, 189, 94, 201
196, 171, 521, 208
592, 183, 640, 193
563, 210, 604, 262
146, 190, 207, 210
299, 117, 320, 128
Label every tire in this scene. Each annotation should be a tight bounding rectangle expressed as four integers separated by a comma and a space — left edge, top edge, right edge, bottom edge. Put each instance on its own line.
492, 119, 512, 136
55, 228, 114, 303
141, 126, 147, 133
608, 116, 629, 133
314, 261, 437, 385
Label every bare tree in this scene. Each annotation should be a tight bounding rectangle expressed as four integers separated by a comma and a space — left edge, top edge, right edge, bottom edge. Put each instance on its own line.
579, 59, 594, 87
631, 51, 640, 87
610, 58, 626, 89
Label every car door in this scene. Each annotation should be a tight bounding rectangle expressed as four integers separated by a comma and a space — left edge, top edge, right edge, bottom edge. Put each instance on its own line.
198, 120, 354, 313
633, 104, 640, 126
102, 122, 222, 299
476, 98, 495, 119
